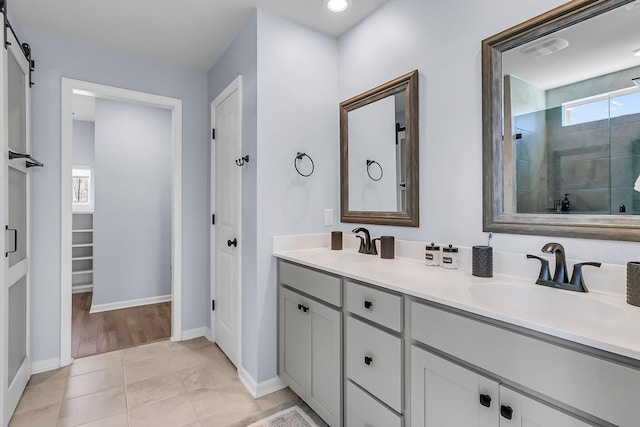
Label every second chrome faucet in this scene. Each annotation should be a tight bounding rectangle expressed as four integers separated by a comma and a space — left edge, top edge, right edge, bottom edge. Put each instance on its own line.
527, 243, 601, 292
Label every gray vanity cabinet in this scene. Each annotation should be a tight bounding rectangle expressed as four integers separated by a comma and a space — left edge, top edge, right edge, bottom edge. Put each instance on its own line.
278, 262, 342, 427
410, 346, 589, 427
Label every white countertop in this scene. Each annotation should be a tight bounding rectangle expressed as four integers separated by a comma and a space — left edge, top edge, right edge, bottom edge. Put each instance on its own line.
273, 245, 640, 362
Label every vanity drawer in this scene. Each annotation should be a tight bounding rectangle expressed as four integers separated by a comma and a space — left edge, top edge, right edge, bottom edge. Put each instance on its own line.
346, 280, 403, 332
278, 261, 342, 307
346, 316, 402, 413
346, 380, 403, 427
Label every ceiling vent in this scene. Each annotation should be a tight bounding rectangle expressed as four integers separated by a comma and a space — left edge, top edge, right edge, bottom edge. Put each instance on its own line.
520, 38, 569, 57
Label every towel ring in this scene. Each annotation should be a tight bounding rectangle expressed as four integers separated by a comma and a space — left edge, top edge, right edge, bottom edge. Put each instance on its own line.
295, 152, 314, 177
366, 160, 383, 181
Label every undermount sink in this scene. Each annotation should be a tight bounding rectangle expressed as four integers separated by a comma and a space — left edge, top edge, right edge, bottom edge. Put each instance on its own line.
469, 283, 626, 324
310, 251, 372, 264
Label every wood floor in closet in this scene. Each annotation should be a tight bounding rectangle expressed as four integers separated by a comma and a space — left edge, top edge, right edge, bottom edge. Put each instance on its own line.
71, 292, 171, 359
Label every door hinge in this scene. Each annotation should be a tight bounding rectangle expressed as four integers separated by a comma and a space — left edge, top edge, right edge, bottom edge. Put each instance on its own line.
212, 128, 216, 140
212, 299, 215, 311
212, 214, 215, 225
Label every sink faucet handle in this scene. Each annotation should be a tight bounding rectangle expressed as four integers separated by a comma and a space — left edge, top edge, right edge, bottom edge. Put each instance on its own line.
527, 254, 551, 283
371, 238, 380, 256
570, 262, 601, 292
355, 235, 366, 253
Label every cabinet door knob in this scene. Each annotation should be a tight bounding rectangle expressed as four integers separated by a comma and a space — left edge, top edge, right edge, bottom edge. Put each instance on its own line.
302, 305, 309, 313
479, 394, 492, 408
364, 300, 373, 309
364, 356, 373, 366
298, 304, 303, 311
500, 405, 513, 420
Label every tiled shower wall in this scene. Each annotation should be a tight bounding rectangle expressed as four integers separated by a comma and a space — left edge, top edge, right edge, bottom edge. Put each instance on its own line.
516, 110, 640, 214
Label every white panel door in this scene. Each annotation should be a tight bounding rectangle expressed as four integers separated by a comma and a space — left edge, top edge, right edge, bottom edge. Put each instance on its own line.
211, 77, 242, 367
2, 28, 32, 426
411, 346, 499, 427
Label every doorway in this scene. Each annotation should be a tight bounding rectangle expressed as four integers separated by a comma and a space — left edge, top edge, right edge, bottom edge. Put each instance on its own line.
60, 79, 183, 366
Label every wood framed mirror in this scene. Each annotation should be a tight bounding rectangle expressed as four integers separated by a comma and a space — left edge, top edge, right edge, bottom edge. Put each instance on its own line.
482, 0, 640, 241
340, 70, 419, 226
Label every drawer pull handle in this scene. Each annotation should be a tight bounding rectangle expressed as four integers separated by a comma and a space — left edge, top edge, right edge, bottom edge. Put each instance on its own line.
500, 405, 513, 420
479, 394, 492, 408
364, 300, 373, 310
364, 356, 373, 366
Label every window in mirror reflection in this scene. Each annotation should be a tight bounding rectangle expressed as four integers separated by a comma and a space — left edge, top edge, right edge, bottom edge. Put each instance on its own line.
563, 86, 640, 126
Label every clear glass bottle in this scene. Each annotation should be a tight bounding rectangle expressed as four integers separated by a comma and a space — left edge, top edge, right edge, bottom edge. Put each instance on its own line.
425, 243, 441, 267
442, 244, 459, 269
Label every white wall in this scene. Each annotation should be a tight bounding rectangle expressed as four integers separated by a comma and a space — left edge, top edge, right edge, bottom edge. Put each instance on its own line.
207, 10, 259, 378
336, 0, 640, 264
208, 9, 339, 384
23, 28, 209, 363
72, 120, 94, 167
92, 99, 172, 305
348, 96, 397, 211
254, 9, 339, 383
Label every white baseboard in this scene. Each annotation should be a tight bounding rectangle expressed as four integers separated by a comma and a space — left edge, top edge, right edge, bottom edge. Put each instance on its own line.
31, 357, 61, 374
238, 367, 287, 399
181, 326, 212, 341
90, 294, 171, 313
72, 284, 93, 294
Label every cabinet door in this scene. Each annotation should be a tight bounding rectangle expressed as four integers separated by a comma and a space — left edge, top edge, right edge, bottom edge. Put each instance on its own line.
278, 287, 308, 398
411, 346, 498, 427
306, 298, 342, 427
498, 386, 590, 427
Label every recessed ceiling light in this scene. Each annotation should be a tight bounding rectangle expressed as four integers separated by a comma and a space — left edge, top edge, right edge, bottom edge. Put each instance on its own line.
326, 0, 349, 13
631, 48, 640, 57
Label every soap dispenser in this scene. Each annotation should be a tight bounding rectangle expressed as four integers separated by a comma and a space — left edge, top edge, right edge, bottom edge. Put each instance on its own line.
561, 194, 571, 212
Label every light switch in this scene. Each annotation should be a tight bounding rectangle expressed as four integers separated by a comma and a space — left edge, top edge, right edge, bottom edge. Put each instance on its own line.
324, 209, 334, 226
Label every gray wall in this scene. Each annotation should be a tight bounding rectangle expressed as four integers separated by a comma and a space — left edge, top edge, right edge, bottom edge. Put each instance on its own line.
208, 9, 339, 383
24, 28, 209, 363
207, 10, 259, 379
92, 99, 172, 305
72, 120, 95, 167
336, 0, 640, 261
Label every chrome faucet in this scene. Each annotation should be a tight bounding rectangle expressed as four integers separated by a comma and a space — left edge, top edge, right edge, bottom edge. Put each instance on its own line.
352, 227, 377, 255
527, 243, 601, 292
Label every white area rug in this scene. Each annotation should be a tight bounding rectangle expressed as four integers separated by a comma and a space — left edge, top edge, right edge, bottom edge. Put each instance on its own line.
247, 406, 320, 427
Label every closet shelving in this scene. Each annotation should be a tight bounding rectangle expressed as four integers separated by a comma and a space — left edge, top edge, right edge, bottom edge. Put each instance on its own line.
72, 213, 93, 293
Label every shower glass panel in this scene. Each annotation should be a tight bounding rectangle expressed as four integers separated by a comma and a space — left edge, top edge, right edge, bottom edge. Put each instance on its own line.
511, 83, 640, 215
8, 50, 26, 154
8, 168, 27, 267
8, 277, 27, 385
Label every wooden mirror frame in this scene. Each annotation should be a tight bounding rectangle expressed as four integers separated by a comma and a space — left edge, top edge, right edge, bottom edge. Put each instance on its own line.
482, 0, 640, 241
340, 70, 419, 227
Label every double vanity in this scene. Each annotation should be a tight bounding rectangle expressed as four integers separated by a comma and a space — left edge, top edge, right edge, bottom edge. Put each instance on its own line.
274, 236, 640, 427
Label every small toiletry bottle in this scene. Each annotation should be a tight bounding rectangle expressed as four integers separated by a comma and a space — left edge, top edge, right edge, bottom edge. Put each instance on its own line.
425, 243, 441, 267
442, 244, 459, 269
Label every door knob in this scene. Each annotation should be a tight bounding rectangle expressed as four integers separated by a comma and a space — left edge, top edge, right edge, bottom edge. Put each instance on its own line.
364, 356, 373, 366
364, 300, 373, 309
227, 238, 237, 247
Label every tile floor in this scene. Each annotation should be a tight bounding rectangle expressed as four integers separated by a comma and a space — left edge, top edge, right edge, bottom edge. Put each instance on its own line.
9, 338, 297, 427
